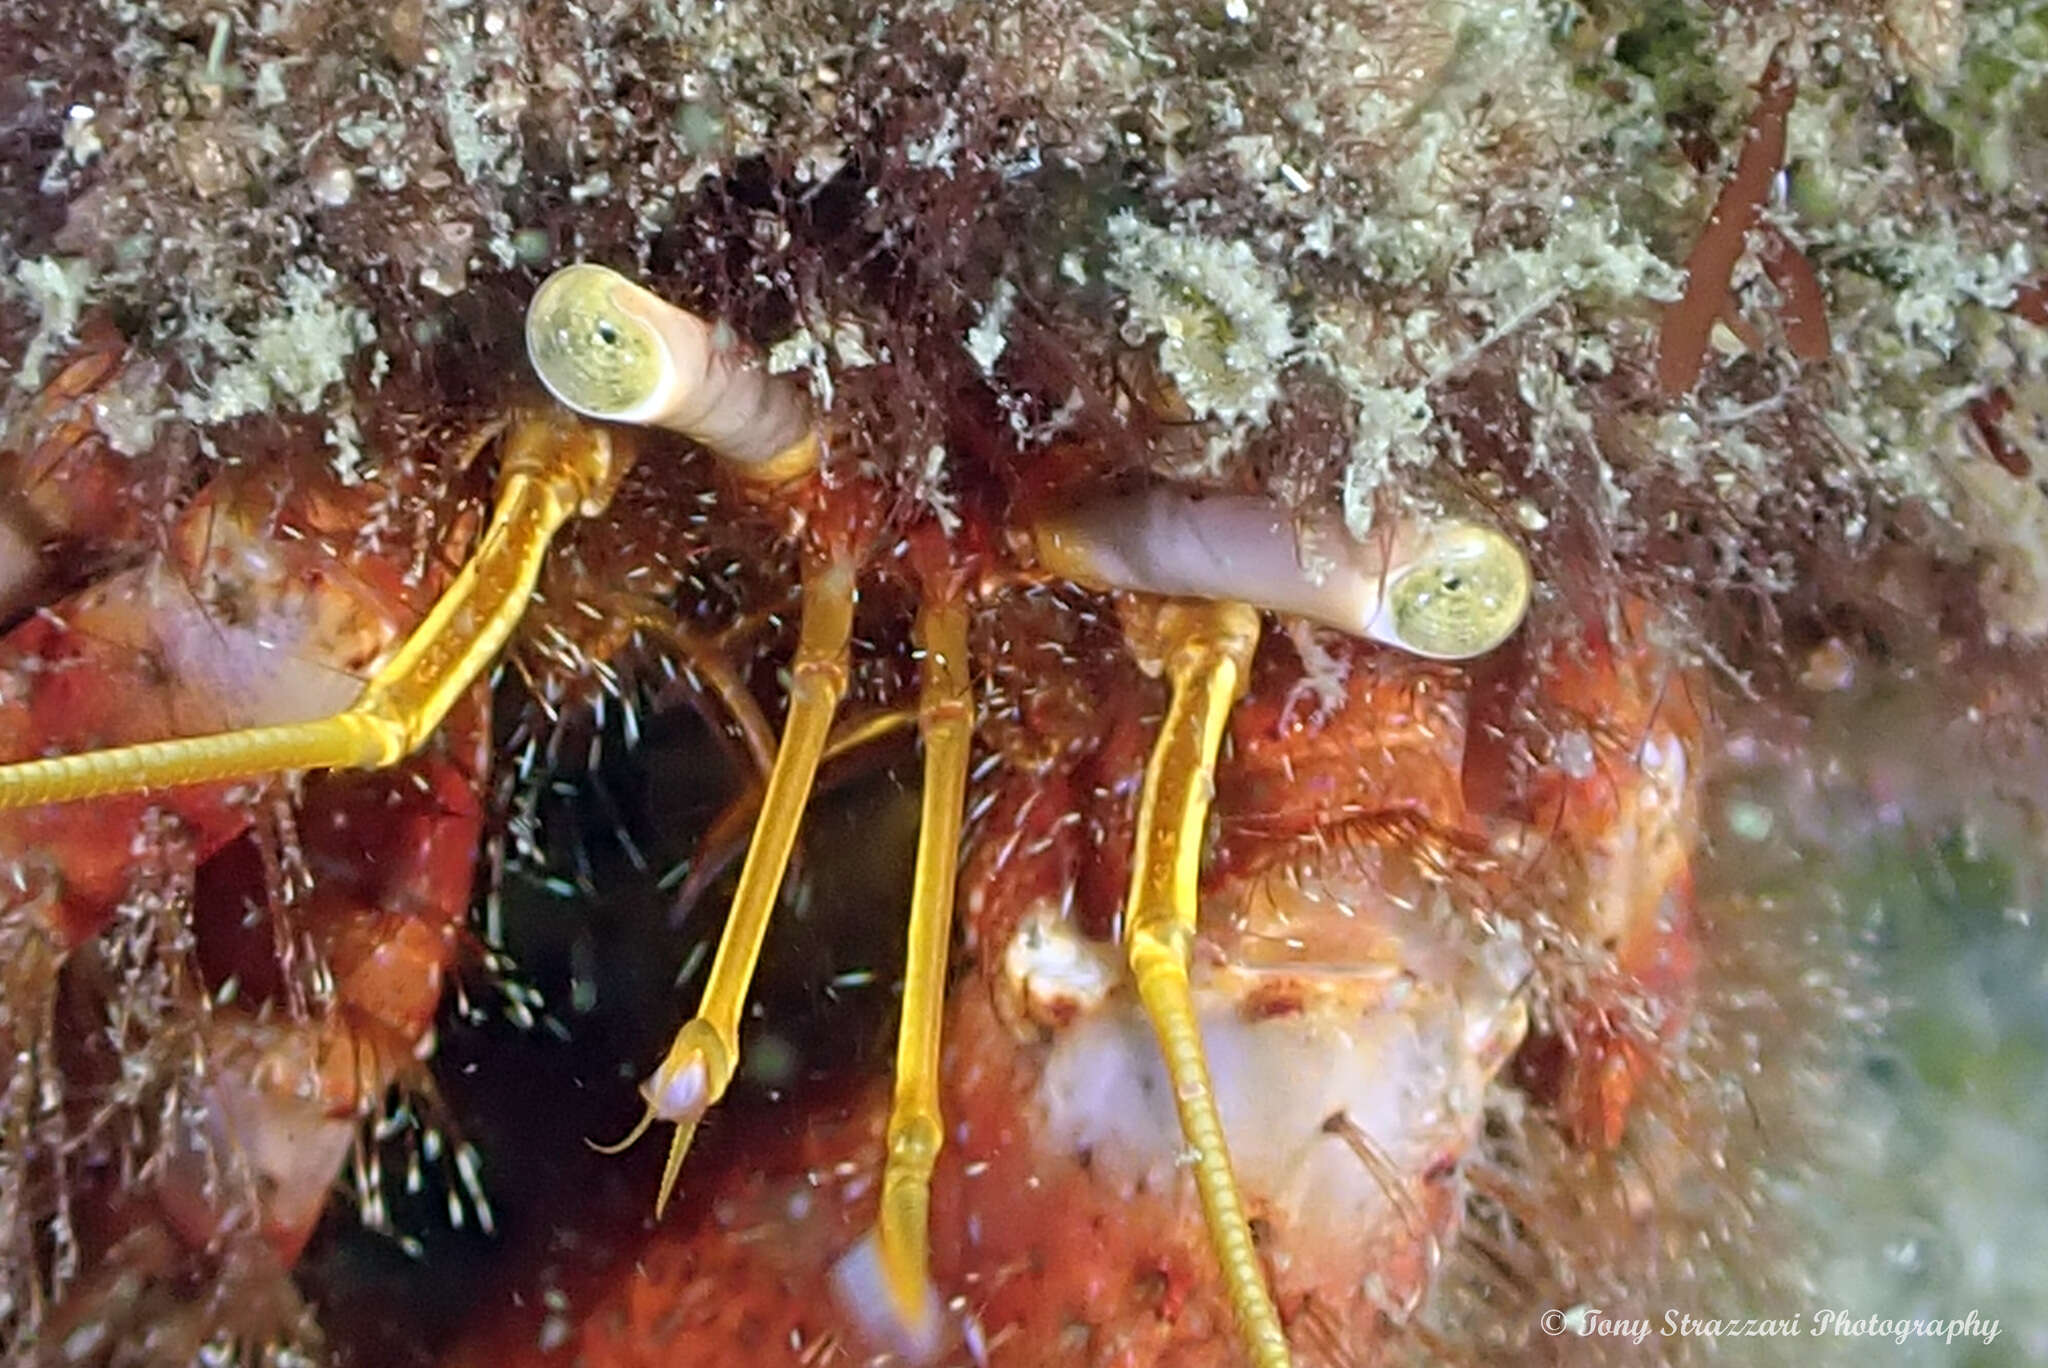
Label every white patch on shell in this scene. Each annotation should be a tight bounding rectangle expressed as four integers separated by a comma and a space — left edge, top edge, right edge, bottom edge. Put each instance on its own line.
209, 1065, 359, 1239
159, 1023, 358, 1247
137, 555, 382, 729
1033, 881, 1529, 1255
1038, 988, 1450, 1248
1000, 900, 1122, 1029
964, 278, 1016, 374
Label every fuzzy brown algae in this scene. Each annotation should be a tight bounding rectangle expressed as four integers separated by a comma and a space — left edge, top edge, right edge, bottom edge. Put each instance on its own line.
1, 0, 2045, 1364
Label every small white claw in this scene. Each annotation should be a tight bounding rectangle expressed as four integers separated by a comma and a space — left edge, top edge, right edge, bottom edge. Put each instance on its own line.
830, 1228, 948, 1365
643, 1051, 709, 1122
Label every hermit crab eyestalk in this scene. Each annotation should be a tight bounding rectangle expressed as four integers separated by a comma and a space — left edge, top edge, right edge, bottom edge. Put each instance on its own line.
1031, 489, 1531, 660
1372, 520, 1530, 659
526, 263, 818, 479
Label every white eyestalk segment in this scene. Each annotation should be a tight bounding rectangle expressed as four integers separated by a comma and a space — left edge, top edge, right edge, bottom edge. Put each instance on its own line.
526, 263, 819, 481
1034, 489, 1531, 660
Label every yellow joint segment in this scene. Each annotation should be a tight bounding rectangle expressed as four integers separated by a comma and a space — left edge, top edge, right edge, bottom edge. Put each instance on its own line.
877, 595, 972, 1332
1121, 598, 1291, 1368
642, 553, 856, 1215
352, 466, 583, 752
825, 707, 918, 762
0, 414, 605, 811
500, 406, 629, 516
740, 428, 822, 487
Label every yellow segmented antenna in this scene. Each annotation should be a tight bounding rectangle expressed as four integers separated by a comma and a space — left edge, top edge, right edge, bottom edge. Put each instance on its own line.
874, 595, 972, 1336
1121, 598, 1290, 1368
0, 412, 619, 810
601, 554, 856, 1216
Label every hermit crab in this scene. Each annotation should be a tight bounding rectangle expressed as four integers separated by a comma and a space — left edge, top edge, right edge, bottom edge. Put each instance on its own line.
12, 0, 2048, 1354
0, 247, 1713, 1367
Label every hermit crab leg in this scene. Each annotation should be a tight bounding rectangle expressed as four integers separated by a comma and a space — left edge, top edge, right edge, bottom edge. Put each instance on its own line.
0, 412, 619, 809
1121, 597, 1289, 1368
875, 594, 972, 1333
1033, 491, 1534, 1367
612, 552, 855, 1215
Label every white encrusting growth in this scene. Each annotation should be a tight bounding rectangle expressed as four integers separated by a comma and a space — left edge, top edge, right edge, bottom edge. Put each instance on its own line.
1033, 488, 1531, 660
1106, 213, 1297, 431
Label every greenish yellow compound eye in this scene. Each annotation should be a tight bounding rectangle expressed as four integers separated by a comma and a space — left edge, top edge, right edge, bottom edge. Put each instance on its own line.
1384, 522, 1532, 660
527, 264, 667, 420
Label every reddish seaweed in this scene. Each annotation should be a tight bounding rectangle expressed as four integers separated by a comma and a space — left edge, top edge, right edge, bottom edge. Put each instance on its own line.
1658, 51, 1830, 393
